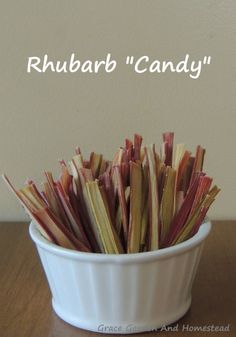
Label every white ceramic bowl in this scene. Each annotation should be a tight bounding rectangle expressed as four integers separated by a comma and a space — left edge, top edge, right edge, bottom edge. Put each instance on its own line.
29, 220, 211, 334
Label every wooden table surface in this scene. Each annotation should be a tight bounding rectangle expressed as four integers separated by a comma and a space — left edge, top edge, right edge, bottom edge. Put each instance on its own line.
0, 221, 235, 337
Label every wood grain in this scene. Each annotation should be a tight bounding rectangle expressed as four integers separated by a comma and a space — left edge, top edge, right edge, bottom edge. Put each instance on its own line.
0, 221, 235, 337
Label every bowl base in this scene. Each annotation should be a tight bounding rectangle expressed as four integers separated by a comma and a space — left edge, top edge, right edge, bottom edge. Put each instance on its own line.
52, 297, 192, 334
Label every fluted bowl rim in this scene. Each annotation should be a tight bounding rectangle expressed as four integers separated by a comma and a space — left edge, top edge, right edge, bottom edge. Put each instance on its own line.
29, 220, 211, 263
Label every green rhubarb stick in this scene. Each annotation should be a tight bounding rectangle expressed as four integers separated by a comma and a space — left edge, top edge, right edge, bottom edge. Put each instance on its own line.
140, 164, 149, 247
77, 168, 105, 252
113, 166, 129, 244
160, 167, 176, 244
86, 181, 124, 254
90, 152, 103, 178
127, 161, 143, 253
146, 145, 159, 250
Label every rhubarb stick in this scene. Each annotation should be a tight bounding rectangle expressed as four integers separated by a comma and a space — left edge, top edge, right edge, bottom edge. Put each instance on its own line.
86, 181, 124, 254
113, 166, 129, 244
160, 167, 176, 244
146, 145, 159, 250
127, 161, 143, 253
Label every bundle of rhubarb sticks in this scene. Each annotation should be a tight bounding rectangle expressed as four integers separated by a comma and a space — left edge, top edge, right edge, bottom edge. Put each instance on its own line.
3, 133, 220, 254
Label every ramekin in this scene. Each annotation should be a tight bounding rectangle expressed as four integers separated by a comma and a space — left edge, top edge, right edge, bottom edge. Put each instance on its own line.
29, 220, 211, 334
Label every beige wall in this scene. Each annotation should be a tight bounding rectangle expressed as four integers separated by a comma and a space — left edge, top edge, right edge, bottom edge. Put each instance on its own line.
0, 1, 235, 220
